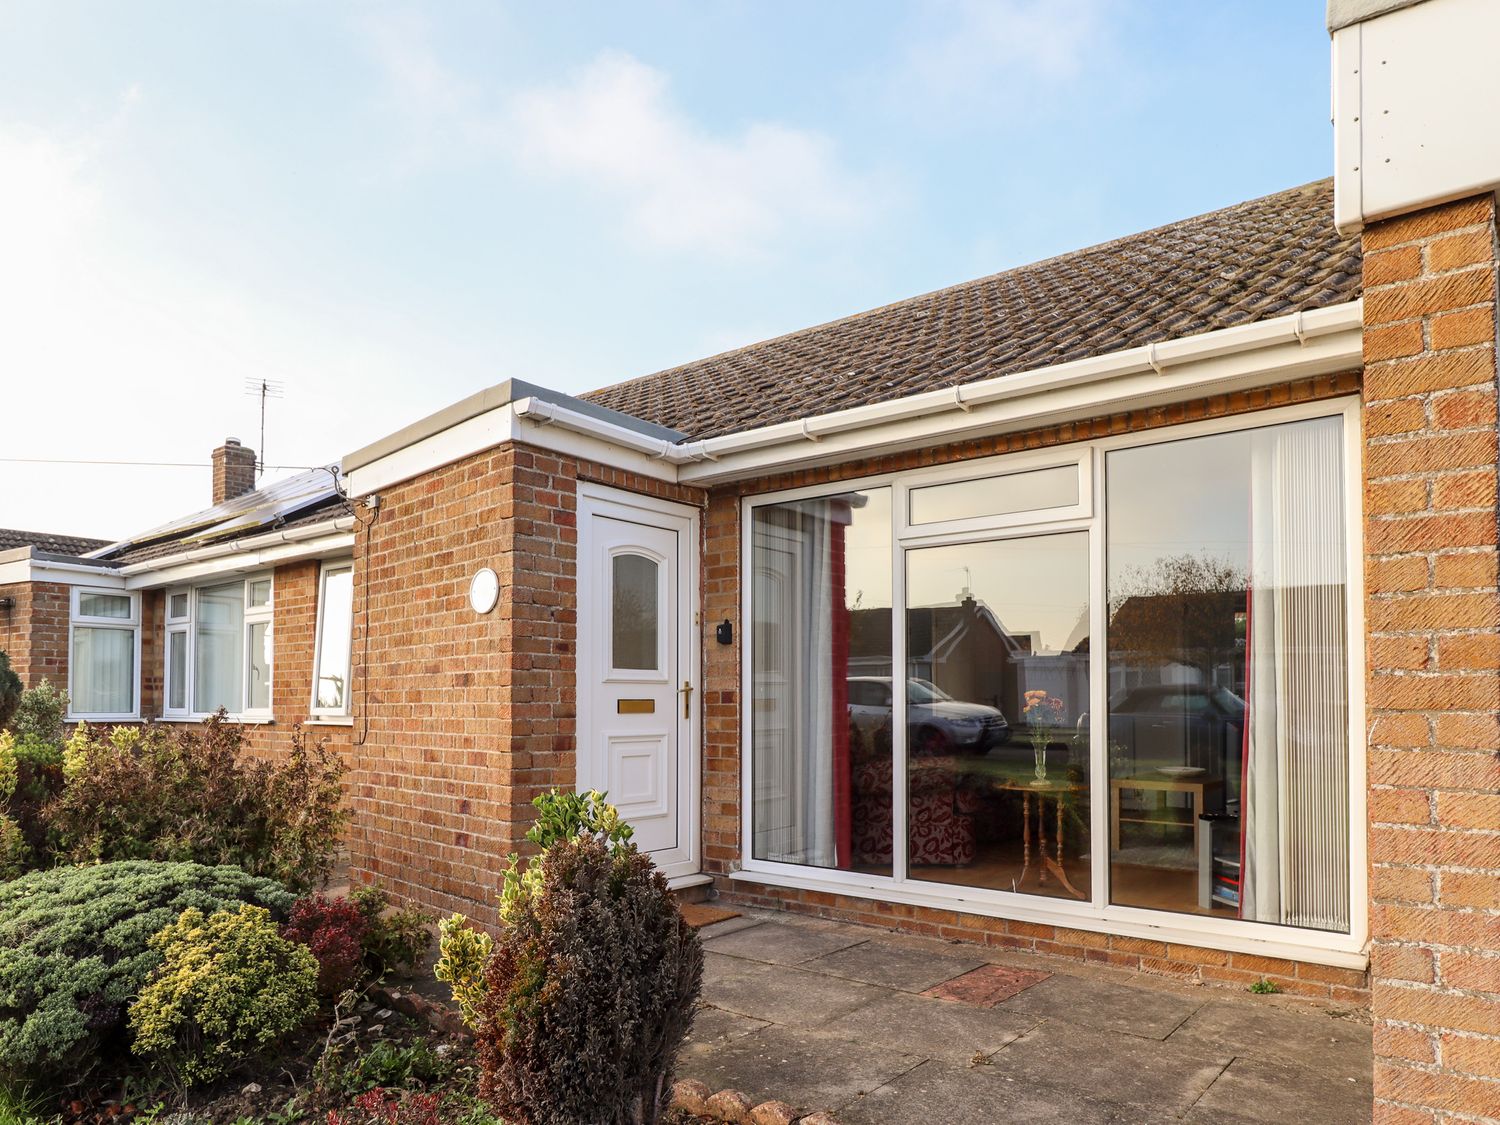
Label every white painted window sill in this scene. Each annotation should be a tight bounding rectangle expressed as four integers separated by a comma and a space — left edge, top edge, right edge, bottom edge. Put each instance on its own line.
156, 715, 276, 726
304, 716, 353, 727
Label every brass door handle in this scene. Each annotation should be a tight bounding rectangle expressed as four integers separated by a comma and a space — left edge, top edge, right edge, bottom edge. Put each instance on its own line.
679, 680, 693, 719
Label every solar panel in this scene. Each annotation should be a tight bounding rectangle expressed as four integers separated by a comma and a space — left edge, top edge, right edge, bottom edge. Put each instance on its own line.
93, 468, 343, 559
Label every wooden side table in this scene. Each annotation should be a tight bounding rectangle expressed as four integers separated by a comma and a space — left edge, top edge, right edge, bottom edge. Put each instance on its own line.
1110, 775, 1224, 851
984, 777, 1087, 900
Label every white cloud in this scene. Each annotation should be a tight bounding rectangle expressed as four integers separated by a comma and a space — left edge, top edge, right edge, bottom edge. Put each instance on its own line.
509, 51, 878, 259
905, 0, 1107, 98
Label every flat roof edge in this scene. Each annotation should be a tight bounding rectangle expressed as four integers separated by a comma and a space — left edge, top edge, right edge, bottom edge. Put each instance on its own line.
1327, 0, 1425, 31
343, 378, 687, 475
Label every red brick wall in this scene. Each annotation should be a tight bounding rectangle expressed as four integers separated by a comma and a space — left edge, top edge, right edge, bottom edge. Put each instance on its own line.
1361, 193, 1500, 1122
0, 580, 69, 690
345, 442, 703, 927
701, 374, 1370, 1002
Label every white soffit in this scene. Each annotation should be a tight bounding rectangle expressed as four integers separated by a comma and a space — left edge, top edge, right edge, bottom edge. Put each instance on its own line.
1332, 0, 1500, 233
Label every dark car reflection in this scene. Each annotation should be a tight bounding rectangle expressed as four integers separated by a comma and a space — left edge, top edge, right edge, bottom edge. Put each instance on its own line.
847, 676, 1009, 756
1083, 684, 1245, 805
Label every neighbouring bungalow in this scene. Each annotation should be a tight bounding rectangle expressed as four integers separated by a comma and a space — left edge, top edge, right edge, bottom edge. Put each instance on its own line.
3, 3, 1498, 1118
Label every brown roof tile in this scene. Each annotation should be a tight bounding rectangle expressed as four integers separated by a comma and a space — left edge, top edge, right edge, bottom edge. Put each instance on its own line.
582, 179, 1360, 441
0, 529, 112, 556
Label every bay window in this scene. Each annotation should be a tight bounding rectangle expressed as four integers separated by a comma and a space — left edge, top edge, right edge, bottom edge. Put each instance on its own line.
163, 575, 273, 719
311, 562, 354, 717
744, 402, 1361, 953
69, 589, 140, 719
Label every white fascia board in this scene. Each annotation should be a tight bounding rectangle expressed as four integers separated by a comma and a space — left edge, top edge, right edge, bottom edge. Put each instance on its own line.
119, 521, 356, 589
344, 394, 682, 499
510, 401, 683, 482
0, 555, 127, 588
345, 408, 517, 498
677, 301, 1363, 485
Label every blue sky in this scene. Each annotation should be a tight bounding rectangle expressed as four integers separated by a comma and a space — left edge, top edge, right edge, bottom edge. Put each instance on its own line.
1, 1, 1334, 538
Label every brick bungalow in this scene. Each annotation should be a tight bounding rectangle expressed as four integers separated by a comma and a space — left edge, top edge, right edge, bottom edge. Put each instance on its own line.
1, 2, 1497, 1118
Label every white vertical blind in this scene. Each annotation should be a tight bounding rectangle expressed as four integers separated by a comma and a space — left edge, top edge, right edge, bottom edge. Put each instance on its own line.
1244, 416, 1349, 932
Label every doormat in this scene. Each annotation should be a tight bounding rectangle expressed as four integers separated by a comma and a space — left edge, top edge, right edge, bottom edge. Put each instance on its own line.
922, 964, 1051, 1007
679, 903, 741, 929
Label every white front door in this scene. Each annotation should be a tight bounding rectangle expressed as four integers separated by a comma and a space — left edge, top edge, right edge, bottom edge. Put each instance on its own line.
576, 484, 699, 878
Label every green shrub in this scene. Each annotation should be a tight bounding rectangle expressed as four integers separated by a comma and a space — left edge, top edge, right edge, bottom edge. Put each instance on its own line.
129, 903, 318, 1084
500, 788, 632, 925
7, 679, 67, 745
434, 914, 493, 1030
46, 715, 348, 892
0, 728, 65, 870
475, 835, 702, 1125
350, 885, 435, 978
0, 860, 293, 1085
0, 652, 21, 731
0, 814, 24, 881
438, 789, 631, 1028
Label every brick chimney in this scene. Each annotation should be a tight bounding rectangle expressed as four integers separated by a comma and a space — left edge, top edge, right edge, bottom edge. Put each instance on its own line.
211, 438, 257, 505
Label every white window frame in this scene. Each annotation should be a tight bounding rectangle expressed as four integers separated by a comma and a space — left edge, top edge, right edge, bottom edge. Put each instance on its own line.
67, 587, 142, 721
736, 397, 1368, 969
160, 573, 275, 722
309, 560, 355, 720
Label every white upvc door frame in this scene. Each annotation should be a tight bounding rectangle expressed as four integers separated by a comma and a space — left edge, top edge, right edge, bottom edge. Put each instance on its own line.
576, 482, 703, 883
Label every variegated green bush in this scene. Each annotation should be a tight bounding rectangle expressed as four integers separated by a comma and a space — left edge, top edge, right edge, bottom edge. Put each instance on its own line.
433, 913, 493, 1029
0, 860, 292, 1085
129, 903, 318, 1083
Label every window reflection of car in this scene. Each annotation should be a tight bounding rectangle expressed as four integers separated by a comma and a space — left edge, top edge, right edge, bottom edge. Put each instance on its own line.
847, 676, 1009, 755
1101, 684, 1246, 779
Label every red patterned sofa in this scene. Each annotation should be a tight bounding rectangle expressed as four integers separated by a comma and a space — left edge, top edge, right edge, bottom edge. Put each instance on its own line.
852, 756, 979, 867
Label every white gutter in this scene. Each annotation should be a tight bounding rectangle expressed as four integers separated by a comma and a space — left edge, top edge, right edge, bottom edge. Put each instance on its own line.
0, 551, 127, 588
679, 302, 1359, 464
347, 301, 1363, 496
117, 517, 357, 588
512, 397, 706, 465
506, 302, 1363, 486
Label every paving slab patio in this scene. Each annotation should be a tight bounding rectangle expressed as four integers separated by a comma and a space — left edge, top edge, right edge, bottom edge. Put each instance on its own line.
703, 918, 871, 964
834, 1059, 1137, 1125
706, 960, 890, 1029
802, 941, 990, 993
679, 909, 1374, 1123
1182, 1056, 1374, 1125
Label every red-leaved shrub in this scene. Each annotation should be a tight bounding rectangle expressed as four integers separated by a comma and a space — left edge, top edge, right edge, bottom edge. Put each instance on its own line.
282, 895, 369, 996
326, 1088, 440, 1125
